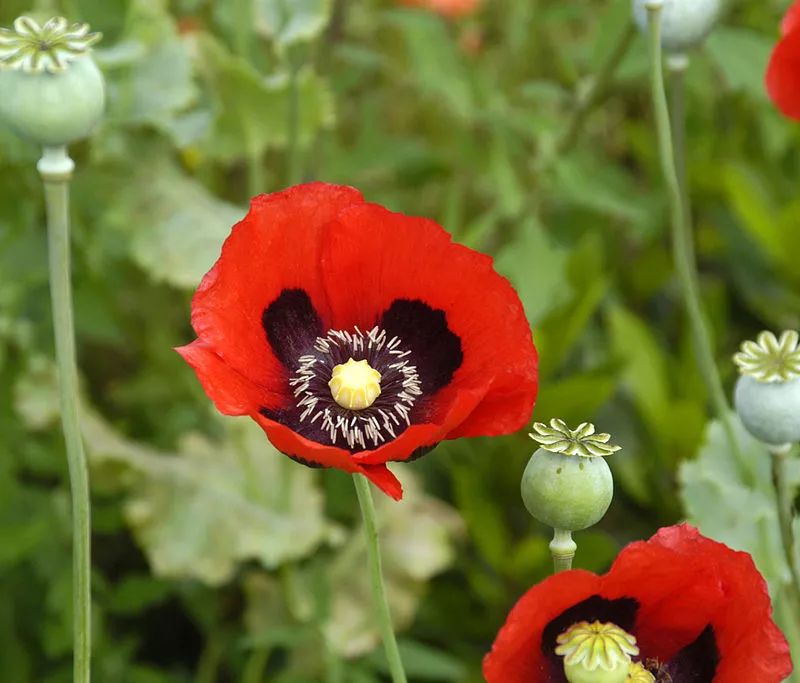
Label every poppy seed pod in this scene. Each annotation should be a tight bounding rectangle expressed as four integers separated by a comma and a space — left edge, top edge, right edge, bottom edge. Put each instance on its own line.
521, 420, 619, 532
733, 331, 800, 446
0, 17, 105, 146
632, 0, 721, 54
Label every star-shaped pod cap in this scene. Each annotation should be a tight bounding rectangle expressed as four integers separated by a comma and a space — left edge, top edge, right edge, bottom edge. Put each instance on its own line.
529, 419, 621, 458
733, 330, 800, 383
0, 16, 100, 73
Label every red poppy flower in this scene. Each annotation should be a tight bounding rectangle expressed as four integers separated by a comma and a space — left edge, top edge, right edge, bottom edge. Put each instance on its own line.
398, 0, 481, 20
766, 0, 800, 119
484, 524, 792, 682
177, 183, 537, 500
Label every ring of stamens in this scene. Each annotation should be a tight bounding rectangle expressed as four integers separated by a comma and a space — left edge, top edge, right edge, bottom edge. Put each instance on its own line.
290, 326, 422, 450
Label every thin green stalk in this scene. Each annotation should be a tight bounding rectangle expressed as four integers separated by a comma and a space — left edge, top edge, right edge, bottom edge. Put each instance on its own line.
769, 444, 800, 623
39, 146, 91, 683
549, 528, 576, 573
667, 53, 691, 238
645, 6, 753, 485
232, 0, 253, 62
287, 59, 302, 185
352, 474, 407, 683
242, 646, 271, 683
554, 22, 637, 157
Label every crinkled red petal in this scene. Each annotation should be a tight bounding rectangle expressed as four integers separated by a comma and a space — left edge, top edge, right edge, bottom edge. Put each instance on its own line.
647, 525, 793, 683
320, 202, 537, 442
767, 30, 800, 120
483, 570, 601, 682
190, 182, 365, 392
175, 339, 284, 414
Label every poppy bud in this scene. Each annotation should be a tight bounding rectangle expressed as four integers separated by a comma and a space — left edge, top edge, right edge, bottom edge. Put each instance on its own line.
521, 420, 619, 532
0, 16, 104, 147
733, 331, 800, 446
632, 0, 721, 54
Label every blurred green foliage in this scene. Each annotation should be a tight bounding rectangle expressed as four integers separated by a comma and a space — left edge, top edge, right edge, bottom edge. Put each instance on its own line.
1, 0, 799, 680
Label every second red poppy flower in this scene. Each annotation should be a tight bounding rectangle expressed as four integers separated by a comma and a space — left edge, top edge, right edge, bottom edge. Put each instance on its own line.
178, 183, 538, 500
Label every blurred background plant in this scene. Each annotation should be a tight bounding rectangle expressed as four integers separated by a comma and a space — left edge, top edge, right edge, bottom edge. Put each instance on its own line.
1, 0, 798, 681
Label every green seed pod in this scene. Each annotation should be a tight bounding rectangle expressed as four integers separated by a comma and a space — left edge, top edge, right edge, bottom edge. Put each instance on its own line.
733, 331, 800, 446
632, 0, 720, 54
556, 621, 639, 683
0, 17, 104, 146
522, 420, 619, 532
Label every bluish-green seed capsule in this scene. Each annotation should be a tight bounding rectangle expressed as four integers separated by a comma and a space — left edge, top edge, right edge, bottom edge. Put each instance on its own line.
632, 0, 720, 54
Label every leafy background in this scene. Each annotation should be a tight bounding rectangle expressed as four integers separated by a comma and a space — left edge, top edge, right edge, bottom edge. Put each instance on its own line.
1, 0, 799, 681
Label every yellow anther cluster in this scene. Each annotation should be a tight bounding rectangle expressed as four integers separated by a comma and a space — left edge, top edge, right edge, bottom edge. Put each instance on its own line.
328, 358, 382, 410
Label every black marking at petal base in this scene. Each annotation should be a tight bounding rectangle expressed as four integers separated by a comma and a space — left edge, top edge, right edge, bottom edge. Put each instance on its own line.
379, 299, 462, 394
541, 595, 640, 682
406, 444, 438, 462
659, 625, 719, 682
262, 289, 324, 369
286, 454, 328, 469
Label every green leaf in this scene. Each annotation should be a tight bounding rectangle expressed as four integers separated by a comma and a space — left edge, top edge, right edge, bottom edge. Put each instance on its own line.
255, 0, 332, 49
370, 639, 466, 680
193, 34, 334, 161
84, 413, 337, 585
607, 305, 671, 438
103, 158, 243, 289
705, 27, 773, 100
495, 217, 571, 326
679, 416, 791, 586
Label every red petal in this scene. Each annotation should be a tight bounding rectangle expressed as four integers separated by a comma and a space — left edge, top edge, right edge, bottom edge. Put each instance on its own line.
648, 525, 793, 683
482, 570, 601, 682
321, 203, 537, 442
190, 183, 365, 391
253, 411, 404, 499
767, 30, 800, 120
600, 524, 728, 663
176, 339, 283, 414
782, 0, 800, 35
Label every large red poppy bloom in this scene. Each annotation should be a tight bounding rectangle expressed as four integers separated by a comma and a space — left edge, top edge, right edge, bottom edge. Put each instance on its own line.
766, 0, 800, 119
484, 524, 792, 682
177, 183, 537, 500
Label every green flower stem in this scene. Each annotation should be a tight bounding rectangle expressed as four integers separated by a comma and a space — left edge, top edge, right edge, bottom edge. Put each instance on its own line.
645, 5, 753, 485
550, 528, 576, 573
242, 646, 271, 683
232, 0, 253, 62
39, 145, 91, 683
667, 53, 691, 231
353, 474, 407, 683
554, 22, 637, 157
287, 58, 302, 185
769, 444, 800, 620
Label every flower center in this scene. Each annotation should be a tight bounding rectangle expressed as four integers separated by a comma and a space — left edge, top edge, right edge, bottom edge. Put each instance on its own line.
555, 621, 640, 683
289, 326, 422, 450
328, 358, 382, 410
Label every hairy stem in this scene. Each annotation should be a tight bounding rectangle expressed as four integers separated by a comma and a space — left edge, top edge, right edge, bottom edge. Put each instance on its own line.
353, 474, 407, 683
645, 6, 753, 485
39, 146, 92, 683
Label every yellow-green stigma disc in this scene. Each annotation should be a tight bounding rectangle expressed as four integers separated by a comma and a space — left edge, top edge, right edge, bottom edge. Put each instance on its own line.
328, 358, 382, 410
